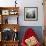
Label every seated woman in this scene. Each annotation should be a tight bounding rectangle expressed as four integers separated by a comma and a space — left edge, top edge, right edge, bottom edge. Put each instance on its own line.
21, 28, 41, 46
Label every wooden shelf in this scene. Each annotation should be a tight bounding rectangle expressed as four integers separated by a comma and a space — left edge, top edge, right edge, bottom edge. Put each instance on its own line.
0, 7, 19, 16
0, 40, 19, 46
0, 24, 20, 32
0, 7, 19, 10
0, 7, 19, 24
2, 40, 19, 42
0, 7, 19, 46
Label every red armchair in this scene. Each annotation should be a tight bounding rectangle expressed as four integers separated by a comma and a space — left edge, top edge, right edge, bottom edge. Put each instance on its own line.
21, 28, 41, 46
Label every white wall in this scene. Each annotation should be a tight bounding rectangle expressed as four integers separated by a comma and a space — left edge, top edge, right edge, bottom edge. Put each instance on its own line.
0, 0, 44, 26
0, 0, 15, 7
19, 0, 44, 26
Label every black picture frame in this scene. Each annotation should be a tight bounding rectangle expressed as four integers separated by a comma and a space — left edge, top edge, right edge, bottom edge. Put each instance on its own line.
24, 7, 38, 21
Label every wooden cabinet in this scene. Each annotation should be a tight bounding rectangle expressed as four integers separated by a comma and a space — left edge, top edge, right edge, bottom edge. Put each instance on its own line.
0, 7, 19, 24
0, 7, 19, 46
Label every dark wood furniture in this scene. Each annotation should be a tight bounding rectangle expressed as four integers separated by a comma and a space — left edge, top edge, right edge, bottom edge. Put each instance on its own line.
0, 7, 19, 46
2, 41, 19, 46
0, 7, 19, 24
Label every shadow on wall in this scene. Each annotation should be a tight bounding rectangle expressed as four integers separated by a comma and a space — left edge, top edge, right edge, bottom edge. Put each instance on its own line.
18, 26, 43, 44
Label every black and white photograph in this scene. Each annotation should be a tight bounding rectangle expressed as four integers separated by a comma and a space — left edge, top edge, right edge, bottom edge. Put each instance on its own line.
24, 7, 38, 21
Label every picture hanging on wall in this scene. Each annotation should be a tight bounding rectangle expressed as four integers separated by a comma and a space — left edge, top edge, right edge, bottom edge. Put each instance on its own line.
24, 7, 38, 21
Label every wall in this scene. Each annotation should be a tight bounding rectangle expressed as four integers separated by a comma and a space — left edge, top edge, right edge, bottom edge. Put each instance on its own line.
44, 0, 46, 45
0, 0, 44, 26
19, 0, 44, 26
0, 0, 15, 7
18, 26, 43, 43
44, 0, 46, 26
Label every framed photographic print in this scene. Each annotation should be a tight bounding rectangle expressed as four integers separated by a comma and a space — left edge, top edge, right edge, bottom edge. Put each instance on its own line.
2, 10, 9, 15
24, 7, 38, 21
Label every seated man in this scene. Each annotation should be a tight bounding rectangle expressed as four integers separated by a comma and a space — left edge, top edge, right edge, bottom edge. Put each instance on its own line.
21, 28, 41, 46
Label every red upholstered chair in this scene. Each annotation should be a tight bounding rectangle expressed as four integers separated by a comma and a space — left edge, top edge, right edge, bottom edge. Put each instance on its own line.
21, 28, 41, 46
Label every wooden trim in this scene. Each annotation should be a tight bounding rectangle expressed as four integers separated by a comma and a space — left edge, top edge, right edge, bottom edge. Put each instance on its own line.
0, 7, 19, 10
